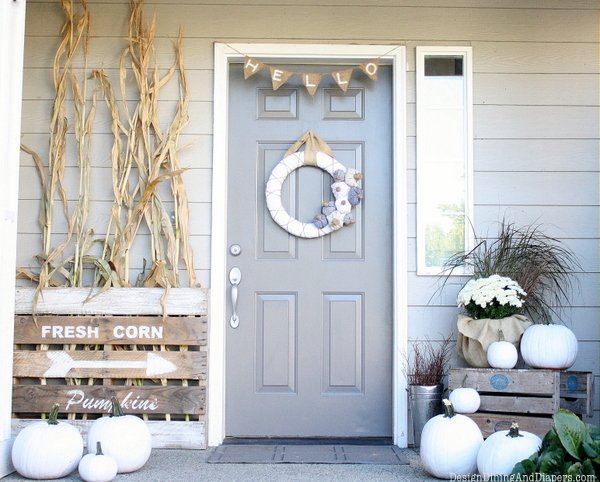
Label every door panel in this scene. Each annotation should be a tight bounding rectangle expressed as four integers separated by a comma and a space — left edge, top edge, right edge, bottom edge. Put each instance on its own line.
226, 63, 393, 438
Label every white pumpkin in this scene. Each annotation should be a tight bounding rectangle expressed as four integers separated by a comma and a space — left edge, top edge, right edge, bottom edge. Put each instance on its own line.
78, 442, 118, 482
87, 396, 152, 473
12, 403, 83, 480
477, 423, 542, 480
487, 340, 518, 369
520, 324, 578, 369
449, 387, 481, 414
420, 399, 483, 478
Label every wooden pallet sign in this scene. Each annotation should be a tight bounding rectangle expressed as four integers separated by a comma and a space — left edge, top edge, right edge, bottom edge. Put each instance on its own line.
13, 288, 209, 449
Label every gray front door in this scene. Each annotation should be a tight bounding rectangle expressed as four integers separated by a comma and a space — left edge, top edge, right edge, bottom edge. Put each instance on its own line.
225, 63, 393, 438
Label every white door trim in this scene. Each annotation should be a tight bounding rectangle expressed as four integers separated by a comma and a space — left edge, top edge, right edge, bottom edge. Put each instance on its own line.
0, 0, 27, 475
210, 42, 408, 447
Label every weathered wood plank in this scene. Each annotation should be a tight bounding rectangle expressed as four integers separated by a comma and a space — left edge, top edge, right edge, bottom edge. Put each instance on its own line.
12, 419, 206, 449
466, 412, 554, 439
13, 350, 207, 380
14, 315, 207, 346
15, 287, 208, 316
449, 368, 559, 395
479, 395, 555, 415
12, 384, 205, 415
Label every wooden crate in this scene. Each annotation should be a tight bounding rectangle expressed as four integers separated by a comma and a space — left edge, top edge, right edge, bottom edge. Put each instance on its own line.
12, 287, 208, 449
448, 368, 594, 439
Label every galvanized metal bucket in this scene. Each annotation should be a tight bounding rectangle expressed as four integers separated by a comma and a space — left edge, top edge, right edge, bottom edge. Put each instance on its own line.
408, 384, 444, 447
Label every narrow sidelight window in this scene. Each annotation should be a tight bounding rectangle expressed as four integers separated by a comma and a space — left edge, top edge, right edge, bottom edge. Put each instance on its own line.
416, 47, 473, 275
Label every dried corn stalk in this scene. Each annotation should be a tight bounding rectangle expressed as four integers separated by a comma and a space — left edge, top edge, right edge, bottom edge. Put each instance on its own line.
18, 0, 195, 291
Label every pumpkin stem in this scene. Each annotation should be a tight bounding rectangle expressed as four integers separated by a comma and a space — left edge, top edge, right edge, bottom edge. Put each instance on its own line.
442, 398, 455, 418
96, 441, 104, 456
461, 374, 468, 388
47, 403, 60, 425
498, 329, 505, 342
507, 422, 523, 438
110, 396, 125, 417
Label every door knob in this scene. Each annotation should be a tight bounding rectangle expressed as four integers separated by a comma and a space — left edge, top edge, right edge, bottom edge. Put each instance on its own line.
229, 267, 242, 328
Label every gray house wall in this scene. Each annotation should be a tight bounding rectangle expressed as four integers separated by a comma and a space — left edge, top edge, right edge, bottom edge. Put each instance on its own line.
18, 0, 599, 423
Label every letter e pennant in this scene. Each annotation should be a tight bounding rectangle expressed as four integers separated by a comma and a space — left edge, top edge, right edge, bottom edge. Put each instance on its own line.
270, 67, 294, 90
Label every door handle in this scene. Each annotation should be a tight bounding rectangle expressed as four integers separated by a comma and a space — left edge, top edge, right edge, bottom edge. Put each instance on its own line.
229, 267, 242, 328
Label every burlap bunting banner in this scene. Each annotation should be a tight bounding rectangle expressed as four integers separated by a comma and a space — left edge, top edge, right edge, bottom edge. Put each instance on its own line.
241, 55, 383, 96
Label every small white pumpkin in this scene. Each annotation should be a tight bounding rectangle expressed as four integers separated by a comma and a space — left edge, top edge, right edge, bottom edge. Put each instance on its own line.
477, 422, 542, 480
449, 387, 481, 414
420, 399, 483, 479
520, 324, 578, 369
12, 403, 83, 480
78, 442, 118, 482
487, 340, 518, 369
87, 396, 152, 473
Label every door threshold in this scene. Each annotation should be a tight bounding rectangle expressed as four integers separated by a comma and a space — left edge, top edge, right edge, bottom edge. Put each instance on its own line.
223, 437, 394, 446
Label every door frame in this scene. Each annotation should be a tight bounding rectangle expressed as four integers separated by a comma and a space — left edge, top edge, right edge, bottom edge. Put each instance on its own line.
209, 42, 408, 447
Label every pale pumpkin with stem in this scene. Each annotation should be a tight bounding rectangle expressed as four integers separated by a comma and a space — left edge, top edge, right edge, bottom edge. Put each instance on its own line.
87, 396, 152, 473
477, 422, 542, 480
78, 441, 118, 482
487, 329, 518, 369
449, 375, 481, 414
11, 403, 84, 480
420, 399, 483, 478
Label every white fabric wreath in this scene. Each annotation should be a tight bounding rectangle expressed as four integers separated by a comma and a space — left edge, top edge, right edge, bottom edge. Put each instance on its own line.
265, 150, 363, 239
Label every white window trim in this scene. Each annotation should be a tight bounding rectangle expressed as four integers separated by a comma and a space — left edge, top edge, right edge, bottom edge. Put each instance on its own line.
210, 43, 408, 447
415, 46, 474, 276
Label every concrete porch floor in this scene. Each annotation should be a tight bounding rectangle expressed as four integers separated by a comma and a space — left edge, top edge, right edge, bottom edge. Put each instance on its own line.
3, 447, 440, 481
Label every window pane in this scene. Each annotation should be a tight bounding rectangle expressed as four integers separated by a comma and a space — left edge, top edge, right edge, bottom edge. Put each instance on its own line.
416, 48, 473, 274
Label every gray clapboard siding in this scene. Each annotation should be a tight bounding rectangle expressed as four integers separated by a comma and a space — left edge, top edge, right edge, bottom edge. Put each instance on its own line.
26, 0, 600, 8
17, 199, 213, 236
474, 172, 598, 206
474, 139, 599, 172
18, 165, 213, 203
16, 232, 212, 269
25, 4, 598, 43
20, 99, 213, 135
20, 133, 214, 169
474, 105, 599, 139
475, 73, 600, 106
472, 42, 599, 74
21, 68, 214, 102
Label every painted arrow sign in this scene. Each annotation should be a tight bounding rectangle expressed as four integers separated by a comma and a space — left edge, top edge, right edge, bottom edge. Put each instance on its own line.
44, 351, 177, 377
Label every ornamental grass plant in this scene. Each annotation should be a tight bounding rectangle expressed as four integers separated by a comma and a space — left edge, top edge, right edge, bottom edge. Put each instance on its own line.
444, 219, 581, 324
405, 335, 453, 386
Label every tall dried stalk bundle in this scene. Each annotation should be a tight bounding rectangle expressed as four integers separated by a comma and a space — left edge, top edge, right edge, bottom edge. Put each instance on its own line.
443, 219, 581, 324
18, 0, 195, 292
93, 0, 194, 289
405, 335, 453, 386
19, 0, 93, 293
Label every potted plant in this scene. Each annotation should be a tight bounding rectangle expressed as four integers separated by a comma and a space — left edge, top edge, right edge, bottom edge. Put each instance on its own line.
455, 274, 531, 367
404, 335, 452, 446
443, 219, 581, 369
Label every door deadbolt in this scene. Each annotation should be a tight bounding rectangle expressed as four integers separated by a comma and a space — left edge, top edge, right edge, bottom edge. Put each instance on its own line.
229, 244, 242, 256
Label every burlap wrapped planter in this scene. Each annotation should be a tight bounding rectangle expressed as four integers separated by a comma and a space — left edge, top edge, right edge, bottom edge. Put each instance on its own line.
456, 315, 532, 368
